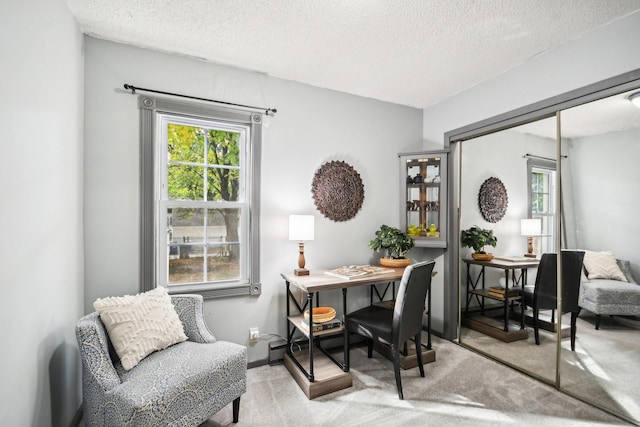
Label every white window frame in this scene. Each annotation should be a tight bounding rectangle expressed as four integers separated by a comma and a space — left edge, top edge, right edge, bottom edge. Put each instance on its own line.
139, 96, 262, 298
527, 158, 556, 256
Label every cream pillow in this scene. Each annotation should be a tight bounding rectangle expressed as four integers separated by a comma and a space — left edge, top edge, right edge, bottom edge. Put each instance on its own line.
93, 287, 187, 370
583, 251, 627, 282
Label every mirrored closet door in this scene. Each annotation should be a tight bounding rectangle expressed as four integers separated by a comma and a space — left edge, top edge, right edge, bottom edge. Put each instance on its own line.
558, 90, 640, 423
458, 115, 559, 385
452, 70, 640, 425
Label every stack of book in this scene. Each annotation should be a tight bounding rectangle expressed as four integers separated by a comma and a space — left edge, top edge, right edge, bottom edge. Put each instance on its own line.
298, 317, 342, 334
487, 286, 520, 299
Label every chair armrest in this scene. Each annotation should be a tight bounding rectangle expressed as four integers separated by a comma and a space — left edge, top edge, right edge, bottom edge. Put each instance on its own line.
171, 294, 216, 343
76, 312, 120, 392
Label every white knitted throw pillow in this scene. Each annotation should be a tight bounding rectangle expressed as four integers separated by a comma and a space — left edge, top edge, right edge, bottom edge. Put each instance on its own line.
583, 251, 627, 282
93, 286, 187, 370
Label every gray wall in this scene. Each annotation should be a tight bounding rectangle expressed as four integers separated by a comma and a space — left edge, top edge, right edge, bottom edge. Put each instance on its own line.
0, 0, 84, 425
566, 128, 640, 279
83, 37, 424, 364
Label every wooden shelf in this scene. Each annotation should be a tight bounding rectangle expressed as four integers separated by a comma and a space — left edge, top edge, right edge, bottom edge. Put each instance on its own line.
288, 314, 344, 338
469, 288, 521, 302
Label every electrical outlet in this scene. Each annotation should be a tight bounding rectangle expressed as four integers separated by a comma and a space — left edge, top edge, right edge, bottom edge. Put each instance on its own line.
249, 327, 260, 343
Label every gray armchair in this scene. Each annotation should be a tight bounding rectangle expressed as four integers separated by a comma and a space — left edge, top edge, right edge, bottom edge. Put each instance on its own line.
76, 294, 247, 426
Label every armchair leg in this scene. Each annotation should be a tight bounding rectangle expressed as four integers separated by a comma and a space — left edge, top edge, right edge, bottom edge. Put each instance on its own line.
367, 338, 373, 358
392, 344, 403, 400
232, 396, 240, 423
595, 314, 601, 330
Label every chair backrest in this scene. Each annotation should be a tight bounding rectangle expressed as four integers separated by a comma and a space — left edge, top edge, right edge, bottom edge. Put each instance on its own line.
561, 250, 585, 312
534, 251, 585, 312
393, 260, 436, 344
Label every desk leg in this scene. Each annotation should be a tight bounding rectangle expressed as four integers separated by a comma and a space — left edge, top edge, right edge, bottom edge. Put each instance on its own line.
521, 269, 526, 329
503, 270, 509, 331
343, 288, 349, 372
307, 292, 315, 382
286, 281, 291, 355
427, 284, 432, 350
465, 263, 471, 316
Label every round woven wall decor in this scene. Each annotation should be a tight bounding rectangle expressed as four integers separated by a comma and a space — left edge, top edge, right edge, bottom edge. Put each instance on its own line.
311, 160, 364, 222
478, 176, 508, 223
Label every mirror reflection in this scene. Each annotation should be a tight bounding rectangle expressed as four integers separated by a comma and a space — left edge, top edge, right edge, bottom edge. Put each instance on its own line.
558, 90, 640, 422
459, 116, 558, 383
458, 89, 640, 424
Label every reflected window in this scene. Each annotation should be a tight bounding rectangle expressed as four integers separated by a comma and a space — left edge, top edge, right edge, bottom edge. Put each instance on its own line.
528, 159, 556, 254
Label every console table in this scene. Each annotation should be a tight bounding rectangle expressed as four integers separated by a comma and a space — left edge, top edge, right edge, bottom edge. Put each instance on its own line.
463, 258, 539, 342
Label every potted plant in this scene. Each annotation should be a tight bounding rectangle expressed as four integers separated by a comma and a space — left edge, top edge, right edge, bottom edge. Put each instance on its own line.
369, 224, 415, 267
460, 225, 497, 261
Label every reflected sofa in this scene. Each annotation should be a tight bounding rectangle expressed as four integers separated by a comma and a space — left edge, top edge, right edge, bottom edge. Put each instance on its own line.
579, 259, 640, 329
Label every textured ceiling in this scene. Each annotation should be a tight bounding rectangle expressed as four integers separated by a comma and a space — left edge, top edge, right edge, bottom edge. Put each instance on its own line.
65, 0, 640, 109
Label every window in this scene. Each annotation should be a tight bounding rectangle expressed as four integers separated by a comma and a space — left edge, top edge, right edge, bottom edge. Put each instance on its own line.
139, 96, 262, 297
527, 158, 556, 255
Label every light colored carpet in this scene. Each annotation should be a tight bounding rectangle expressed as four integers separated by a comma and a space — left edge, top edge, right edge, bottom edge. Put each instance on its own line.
205, 334, 630, 427
461, 311, 640, 423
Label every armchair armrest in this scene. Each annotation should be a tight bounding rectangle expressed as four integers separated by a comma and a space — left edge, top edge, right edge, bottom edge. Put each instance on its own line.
171, 294, 216, 343
76, 312, 120, 391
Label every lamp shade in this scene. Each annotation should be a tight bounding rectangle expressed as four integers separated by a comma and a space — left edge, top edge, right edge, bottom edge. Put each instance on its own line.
289, 215, 314, 241
520, 218, 541, 236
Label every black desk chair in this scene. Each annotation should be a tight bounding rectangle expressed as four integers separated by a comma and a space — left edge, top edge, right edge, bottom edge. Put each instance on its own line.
522, 251, 585, 351
345, 260, 435, 399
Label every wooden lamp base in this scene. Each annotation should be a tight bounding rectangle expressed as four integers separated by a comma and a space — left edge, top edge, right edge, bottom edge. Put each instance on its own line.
524, 236, 536, 257
295, 242, 309, 275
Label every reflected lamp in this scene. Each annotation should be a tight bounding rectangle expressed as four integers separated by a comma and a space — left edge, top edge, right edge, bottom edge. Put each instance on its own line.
520, 218, 542, 258
289, 215, 314, 276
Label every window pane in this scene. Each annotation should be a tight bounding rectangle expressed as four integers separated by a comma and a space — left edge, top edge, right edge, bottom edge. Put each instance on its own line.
207, 243, 240, 281
167, 207, 203, 284
207, 208, 241, 258
207, 167, 240, 201
168, 124, 204, 164
207, 129, 240, 167
169, 246, 205, 284
168, 165, 205, 201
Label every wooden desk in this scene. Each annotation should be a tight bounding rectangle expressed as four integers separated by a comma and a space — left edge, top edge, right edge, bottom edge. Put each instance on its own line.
281, 268, 403, 398
463, 258, 539, 342
282, 267, 432, 399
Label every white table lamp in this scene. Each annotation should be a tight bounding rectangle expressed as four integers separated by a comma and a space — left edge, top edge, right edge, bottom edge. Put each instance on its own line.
289, 215, 315, 276
520, 218, 542, 258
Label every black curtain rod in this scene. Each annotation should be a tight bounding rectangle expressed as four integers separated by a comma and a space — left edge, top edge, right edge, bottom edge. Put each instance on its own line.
523, 153, 567, 161
123, 84, 277, 116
